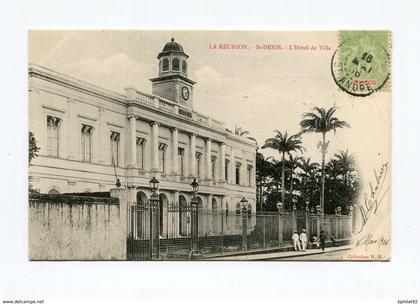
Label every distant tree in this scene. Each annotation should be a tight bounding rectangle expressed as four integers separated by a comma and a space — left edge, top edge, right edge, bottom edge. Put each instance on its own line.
324, 150, 358, 214
300, 107, 350, 213
285, 155, 304, 203
255, 151, 272, 211
29, 131, 40, 165
297, 157, 321, 209
234, 125, 250, 137
262, 131, 304, 208
29, 131, 40, 193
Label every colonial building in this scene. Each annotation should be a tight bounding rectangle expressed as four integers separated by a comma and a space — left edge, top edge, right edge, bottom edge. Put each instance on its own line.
28, 38, 257, 227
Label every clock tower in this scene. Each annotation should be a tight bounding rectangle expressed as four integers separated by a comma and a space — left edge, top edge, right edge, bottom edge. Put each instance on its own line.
150, 38, 196, 109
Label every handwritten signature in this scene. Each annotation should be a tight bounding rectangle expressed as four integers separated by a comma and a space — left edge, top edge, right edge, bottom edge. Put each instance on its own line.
358, 162, 391, 233
355, 233, 391, 251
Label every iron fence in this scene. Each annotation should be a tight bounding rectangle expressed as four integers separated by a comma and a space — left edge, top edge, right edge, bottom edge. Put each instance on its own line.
127, 201, 353, 260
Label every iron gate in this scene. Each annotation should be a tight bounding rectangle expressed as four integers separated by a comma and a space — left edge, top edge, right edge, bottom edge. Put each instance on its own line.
127, 199, 160, 260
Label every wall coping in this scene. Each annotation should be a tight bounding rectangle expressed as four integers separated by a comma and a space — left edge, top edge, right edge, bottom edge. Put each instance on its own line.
29, 193, 119, 205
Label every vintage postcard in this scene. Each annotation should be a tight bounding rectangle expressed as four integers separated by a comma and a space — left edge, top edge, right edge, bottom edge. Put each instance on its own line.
28, 30, 391, 261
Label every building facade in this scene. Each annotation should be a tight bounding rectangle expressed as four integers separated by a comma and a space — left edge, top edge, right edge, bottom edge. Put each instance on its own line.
28, 38, 257, 229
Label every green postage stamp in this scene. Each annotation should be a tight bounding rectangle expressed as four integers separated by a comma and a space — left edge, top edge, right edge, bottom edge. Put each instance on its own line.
331, 30, 391, 96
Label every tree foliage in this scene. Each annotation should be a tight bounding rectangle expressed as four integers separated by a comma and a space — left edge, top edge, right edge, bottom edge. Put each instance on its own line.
29, 131, 40, 165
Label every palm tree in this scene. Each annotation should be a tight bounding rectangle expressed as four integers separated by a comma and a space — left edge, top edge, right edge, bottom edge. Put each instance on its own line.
298, 157, 320, 202
234, 125, 250, 137
256, 151, 273, 211
333, 149, 356, 206
262, 131, 304, 207
28, 131, 40, 165
286, 155, 304, 202
300, 106, 350, 213
333, 150, 355, 180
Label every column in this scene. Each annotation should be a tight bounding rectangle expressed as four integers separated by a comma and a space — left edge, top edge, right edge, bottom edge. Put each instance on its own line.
230, 147, 235, 184
173, 191, 180, 236
241, 150, 247, 186
128, 115, 137, 167
207, 194, 213, 234
205, 138, 212, 180
98, 107, 106, 164
151, 122, 159, 172
171, 128, 179, 174
219, 143, 226, 182
189, 133, 196, 177
67, 98, 76, 159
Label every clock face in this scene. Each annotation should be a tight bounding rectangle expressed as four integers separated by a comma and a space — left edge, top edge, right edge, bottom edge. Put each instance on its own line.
181, 86, 189, 101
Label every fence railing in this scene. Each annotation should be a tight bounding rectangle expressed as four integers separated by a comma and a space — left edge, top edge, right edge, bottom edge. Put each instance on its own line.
126, 203, 353, 260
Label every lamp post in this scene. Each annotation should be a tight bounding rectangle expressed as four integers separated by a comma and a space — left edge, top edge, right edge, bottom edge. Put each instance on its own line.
189, 178, 200, 259
240, 197, 248, 252
148, 177, 160, 260
276, 201, 283, 245
316, 204, 321, 215
305, 198, 310, 234
291, 196, 297, 232
292, 196, 298, 212
190, 178, 199, 199
348, 204, 355, 233
315, 204, 321, 237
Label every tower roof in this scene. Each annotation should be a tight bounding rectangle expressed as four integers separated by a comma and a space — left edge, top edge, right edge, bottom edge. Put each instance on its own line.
157, 38, 189, 59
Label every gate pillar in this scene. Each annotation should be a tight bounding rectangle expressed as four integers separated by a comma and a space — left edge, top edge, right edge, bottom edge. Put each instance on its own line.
190, 196, 199, 259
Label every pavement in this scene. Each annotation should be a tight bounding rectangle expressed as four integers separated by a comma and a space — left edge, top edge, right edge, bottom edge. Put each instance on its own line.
209, 245, 352, 261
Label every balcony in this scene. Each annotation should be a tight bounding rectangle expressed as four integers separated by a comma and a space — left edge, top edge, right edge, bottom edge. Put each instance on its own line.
125, 88, 225, 131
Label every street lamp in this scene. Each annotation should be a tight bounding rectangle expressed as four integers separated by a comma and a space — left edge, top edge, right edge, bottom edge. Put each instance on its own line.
292, 196, 297, 212
149, 177, 159, 194
240, 197, 248, 210
240, 197, 248, 252
189, 178, 200, 258
148, 176, 160, 260
190, 178, 199, 195
190, 178, 199, 203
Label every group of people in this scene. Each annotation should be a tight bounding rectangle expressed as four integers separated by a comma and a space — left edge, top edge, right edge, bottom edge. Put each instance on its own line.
292, 230, 328, 251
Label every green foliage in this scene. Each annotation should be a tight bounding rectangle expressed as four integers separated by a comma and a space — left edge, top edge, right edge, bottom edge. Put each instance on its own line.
300, 106, 350, 211
261, 130, 304, 207
28, 131, 40, 165
256, 150, 358, 214
300, 107, 350, 135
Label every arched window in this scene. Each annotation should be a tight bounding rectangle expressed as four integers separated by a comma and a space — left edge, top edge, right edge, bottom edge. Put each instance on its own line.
48, 188, 60, 194
235, 203, 241, 226
172, 58, 180, 71
182, 60, 187, 73
162, 58, 169, 71
179, 195, 188, 236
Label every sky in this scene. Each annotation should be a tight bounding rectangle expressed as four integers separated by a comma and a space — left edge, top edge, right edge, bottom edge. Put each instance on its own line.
28, 30, 391, 194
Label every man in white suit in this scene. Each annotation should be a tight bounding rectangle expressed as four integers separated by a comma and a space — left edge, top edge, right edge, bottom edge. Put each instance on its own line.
300, 229, 308, 251
292, 230, 301, 251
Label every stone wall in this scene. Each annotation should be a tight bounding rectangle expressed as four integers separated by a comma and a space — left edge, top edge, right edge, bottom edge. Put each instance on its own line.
29, 194, 124, 260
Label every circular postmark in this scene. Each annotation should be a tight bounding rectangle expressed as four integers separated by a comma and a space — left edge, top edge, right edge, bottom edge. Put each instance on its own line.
331, 32, 390, 97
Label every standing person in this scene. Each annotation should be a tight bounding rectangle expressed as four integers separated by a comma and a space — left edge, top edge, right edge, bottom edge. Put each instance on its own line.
292, 230, 301, 251
331, 233, 337, 247
320, 230, 326, 251
300, 229, 308, 251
